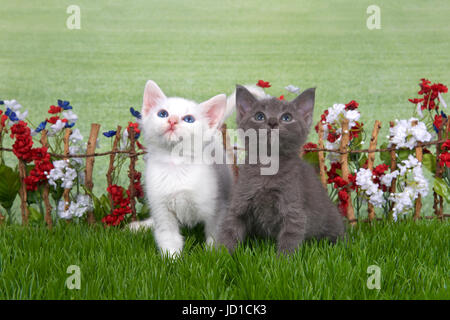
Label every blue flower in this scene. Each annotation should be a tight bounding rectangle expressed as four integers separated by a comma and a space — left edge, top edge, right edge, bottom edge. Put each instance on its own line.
0, 100, 4, 105
135, 132, 140, 139
130, 107, 142, 119
35, 120, 47, 133
65, 122, 75, 128
103, 130, 117, 138
5, 108, 19, 121
58, 99, 72, 110
441, 111, 447, 119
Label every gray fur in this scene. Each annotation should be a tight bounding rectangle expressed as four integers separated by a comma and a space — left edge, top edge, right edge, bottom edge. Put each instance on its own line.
217, 85, 345, 254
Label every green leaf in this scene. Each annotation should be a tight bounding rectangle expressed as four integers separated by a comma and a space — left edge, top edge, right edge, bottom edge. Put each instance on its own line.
422, 153, 436, 173
433, 177, 450, 203
0, 165, 21, 210
28, 206, 43, 222
380, 143, 391, 166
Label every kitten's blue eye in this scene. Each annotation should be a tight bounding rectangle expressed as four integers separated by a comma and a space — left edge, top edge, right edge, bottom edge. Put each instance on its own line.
182, 115, 195, 123
157, 109, 169, 118
254, 112, 266, 121
280, 113, 293, 122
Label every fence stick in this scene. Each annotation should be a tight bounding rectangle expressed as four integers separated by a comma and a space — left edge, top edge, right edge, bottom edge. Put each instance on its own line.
127, 127, 137, 222
339, 119, 356, 225
62, 128, 72, 215
85, 124, 100, 224
106, 125, 122, 209
317, 122, 327, 188
433, 119, 445, 219
18, 159, 29, 225
388, 121, 398, 219
40, 130, 53, 229
408, 120, 423, 220
367, 120, 381, 221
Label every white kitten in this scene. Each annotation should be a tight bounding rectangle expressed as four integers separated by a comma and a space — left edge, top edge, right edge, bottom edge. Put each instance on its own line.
128, 80, 232, 258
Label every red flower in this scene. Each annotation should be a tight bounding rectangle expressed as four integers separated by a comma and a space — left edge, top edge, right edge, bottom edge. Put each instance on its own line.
345, 100, 359, 110
338, 189, 349, 216
434, 115, 444, 131
408, 98, 424, 104
442, 139, 450, 150
439, 152, 450, 167
1, 114, 7, 127
48, 105, 62, 114
127, 122, 140, 135
46, 116, 60, 124
302, 142, 317, 153
256, 80, 271, 88
10, 121, 34, 162
278, 95, 285, 100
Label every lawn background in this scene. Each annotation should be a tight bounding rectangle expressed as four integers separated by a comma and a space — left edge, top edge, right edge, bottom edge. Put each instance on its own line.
0, 0, 449, 299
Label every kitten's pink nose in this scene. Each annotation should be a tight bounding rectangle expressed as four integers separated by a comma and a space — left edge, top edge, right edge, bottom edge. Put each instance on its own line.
168, 115, 178, 127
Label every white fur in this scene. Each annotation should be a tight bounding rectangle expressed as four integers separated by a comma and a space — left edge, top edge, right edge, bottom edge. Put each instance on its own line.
128, 80, 230, 258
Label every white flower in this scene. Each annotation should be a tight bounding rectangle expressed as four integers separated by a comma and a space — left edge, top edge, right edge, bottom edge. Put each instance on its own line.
380, 171, 399, 187
389, 118, 432, 149
70, 129, 83, 144
285, 85, 301, 94
388, 155, 429, 218
326, 104, 346, 124
15, 110, 28, 121
62, 110, 78, 124
48, 160, 77, 190
355, 168, 386, 208
49, 119, 66, 136
344, 110, 360, 123
438, 93, 447, 109
416, 102, 423, 118
57, 194, 93, 220
4, 99, 22, 111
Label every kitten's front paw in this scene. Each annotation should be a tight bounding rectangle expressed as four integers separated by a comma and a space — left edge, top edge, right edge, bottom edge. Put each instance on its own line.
160, 247, 182, 259
127, 218, 154, 232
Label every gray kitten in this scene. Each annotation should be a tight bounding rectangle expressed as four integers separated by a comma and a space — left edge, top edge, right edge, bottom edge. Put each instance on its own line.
217, 85, 345, 254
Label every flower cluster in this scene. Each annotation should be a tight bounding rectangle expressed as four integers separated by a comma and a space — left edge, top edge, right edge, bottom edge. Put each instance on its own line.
43, 100, 77, 136
355, 165, 388, 208
58, 194, 93, 220
0, 100, 28, 127
315, 101, 364, 163
388, 118, 432, 149
439, 140, 450, 167
47, 159, 77, 189
102, 185, 132, 226
355, 155, 428, 220
326, 162, 357, 216
388, 155, 428, 219
10, 121, 54, 190
409, 78, 448, 114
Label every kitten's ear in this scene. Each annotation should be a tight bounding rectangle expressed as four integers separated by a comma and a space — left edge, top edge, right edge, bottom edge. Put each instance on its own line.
236, 85, 257, 120
292, 88, 315, 128
142, 80, 167, 117
200, 94, 227, 128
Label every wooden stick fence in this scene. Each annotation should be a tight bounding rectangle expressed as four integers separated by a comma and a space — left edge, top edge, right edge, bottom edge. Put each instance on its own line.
0, 120, 449, 227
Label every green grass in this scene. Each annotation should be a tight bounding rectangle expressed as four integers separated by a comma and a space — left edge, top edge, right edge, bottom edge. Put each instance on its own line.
0, 220, 448, 299
1, 0, 449, 300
